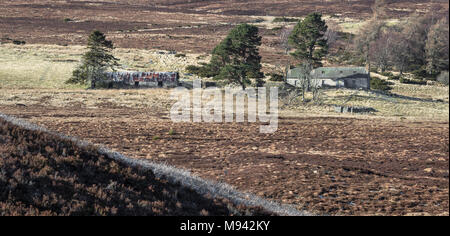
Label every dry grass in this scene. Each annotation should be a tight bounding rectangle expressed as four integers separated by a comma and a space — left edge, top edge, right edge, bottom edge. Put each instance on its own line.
0, 44, 83, 89
0, 44, 206, 89
0, 88, 174, 112
1, 44, 448, 121
320, 88, 448, 121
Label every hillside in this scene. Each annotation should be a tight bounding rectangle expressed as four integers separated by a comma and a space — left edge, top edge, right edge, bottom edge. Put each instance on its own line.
1, 0, 448, 57
0, 116, 278, 216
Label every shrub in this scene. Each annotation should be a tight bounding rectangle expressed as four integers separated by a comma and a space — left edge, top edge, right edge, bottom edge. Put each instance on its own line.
272, 17, 299, 23
186, 64, 216, 78
94, 80, 115, 89
12, 40, 26, 45
268, 73, 284, 82
380, 71, 394, 77
168, 129, 176, 135
186, 65, 201, 74
388, 75, 401, 80
399, 77, 427, 85
175, 53, 186, 58
253, 18, 265, 23
436, 71, 449, 86
411, 68, 437, 80
411, 68, 428, 78
337, 31, 354, 40
330, 14, 339, 18
370, 76, 393, 91
63, 18, 73, 22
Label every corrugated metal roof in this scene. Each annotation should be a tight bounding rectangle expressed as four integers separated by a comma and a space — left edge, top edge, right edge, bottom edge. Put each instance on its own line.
288, 67, 368, 79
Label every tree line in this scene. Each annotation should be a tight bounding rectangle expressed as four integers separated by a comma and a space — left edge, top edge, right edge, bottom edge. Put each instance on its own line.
354, 12, 449, 80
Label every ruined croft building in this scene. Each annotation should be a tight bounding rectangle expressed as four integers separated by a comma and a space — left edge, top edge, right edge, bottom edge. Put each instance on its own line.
106, 71, 179, 88
287, 67, 370, 90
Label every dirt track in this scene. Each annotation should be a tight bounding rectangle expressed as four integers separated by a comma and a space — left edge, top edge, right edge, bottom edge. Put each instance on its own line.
1, 104, 448, 216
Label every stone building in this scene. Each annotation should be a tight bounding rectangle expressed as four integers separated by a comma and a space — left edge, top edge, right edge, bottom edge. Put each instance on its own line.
287, 67, 370, 89
106, 71, 179, 88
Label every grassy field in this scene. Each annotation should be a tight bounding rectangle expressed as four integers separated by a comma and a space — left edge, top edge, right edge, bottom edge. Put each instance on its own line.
0, 44, 205, 89
0, 43, 449, 121
319, 88, 448, 120
0, 44, 83, 89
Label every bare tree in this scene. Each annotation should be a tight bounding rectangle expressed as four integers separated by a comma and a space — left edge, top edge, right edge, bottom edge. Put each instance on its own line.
325, 20, 342, 50
279, 26, 293, 55
353, 20, 386, 72
310, 76, 322, 103
389, 31, 410, 75
279, 26, 294, 81
370, 33, 392, 72
296, 62, 313, 101
436, 71, 449, 86
425, 17, 449, 75
372, 0, 389, 20
401, 14, 434, 68
352, 0, 391, 73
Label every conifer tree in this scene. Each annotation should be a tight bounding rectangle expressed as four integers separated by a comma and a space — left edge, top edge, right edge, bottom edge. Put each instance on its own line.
289, 13, 328, 67
67, 30, 119, 88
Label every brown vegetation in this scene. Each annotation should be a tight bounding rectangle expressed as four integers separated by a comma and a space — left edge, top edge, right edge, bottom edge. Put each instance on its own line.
1, 104, 448, 216
1, 0, 448, 64
0, 117, 275, 216
1, 0, 449, 217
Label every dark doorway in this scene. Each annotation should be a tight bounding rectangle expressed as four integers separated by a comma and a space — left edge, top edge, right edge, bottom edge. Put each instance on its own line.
158, 81, 163, 87
135, 82, 139, 87
344, 79, 356, 88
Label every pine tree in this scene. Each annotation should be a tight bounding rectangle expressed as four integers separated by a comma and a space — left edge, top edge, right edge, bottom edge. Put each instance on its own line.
208, 24, 264, 90
67, 30, 119, 88
289, 13, 328, 67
